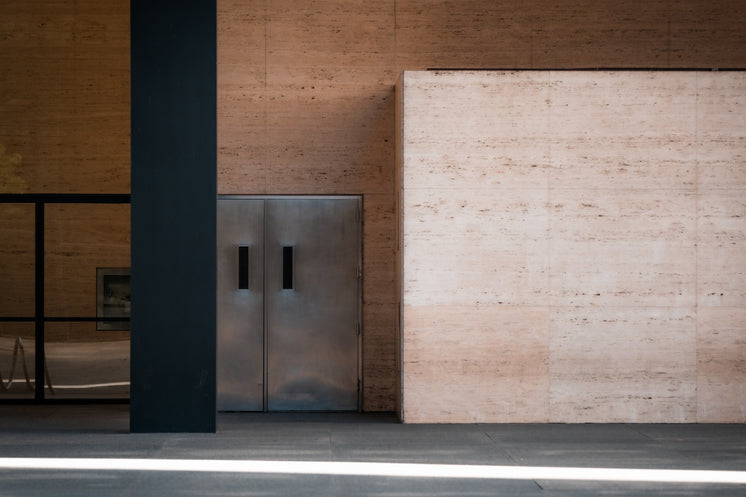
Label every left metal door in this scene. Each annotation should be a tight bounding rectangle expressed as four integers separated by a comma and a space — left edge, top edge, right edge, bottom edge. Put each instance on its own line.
217, 199, 264, 411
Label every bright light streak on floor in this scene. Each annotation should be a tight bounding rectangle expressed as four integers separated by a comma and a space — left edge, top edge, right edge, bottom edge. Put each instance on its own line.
0, 458, 744, 484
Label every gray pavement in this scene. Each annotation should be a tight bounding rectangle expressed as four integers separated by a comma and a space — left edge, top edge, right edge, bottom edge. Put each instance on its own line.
0, 405, 745, 496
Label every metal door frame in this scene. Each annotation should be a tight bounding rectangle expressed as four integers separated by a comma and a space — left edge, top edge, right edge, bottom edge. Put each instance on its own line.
217, 195, 363, 412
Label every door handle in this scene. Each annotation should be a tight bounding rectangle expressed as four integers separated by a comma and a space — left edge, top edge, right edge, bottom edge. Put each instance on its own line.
238, 245, 250, 289
282, 246, 293, 290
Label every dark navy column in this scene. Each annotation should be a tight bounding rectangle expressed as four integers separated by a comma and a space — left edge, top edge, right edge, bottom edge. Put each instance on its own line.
130, 0, 216, 432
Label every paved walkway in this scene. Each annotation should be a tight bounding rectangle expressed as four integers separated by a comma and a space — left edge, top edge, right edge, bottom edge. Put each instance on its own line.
0, 405, 745, 496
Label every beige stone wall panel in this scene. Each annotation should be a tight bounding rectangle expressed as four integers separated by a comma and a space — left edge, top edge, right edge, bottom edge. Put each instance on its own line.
697, 192, 746, 308
697, 307, 746, 422
400, 71, 746, 422
402, 72, 551, 192
696, 73, 746, 192
402, 305, 549, 423
403, 189, 549, 307
549, 306, 697, 423
548, 72, 698, 191
549, 190, 697, 308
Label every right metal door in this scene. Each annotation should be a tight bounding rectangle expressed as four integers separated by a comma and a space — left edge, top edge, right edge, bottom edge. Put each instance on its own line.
265, 198, 361, 411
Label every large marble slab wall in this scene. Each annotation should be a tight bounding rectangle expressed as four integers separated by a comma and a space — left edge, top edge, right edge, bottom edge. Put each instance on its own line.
399, 71, 746, 423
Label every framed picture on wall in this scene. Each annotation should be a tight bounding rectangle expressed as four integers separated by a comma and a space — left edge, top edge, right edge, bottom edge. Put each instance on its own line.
96, 267, 131, 331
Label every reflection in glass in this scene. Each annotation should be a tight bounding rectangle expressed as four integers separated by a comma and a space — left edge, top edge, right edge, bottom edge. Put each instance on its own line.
0, 324, 35, 399
0, 204, 35, 318
45, 204, 130, 318
97, 268, 131, 331
41, 203, 130, 399
44, 322, 129, 399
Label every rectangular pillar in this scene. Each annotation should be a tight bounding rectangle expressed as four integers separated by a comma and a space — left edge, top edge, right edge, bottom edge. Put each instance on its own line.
130, 0, 217, 432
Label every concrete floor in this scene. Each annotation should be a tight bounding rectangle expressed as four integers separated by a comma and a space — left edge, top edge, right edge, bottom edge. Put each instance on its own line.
0, 405, 745, 496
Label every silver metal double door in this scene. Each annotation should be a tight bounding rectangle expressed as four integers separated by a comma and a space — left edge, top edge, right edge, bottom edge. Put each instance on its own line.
217, 196, 361, 411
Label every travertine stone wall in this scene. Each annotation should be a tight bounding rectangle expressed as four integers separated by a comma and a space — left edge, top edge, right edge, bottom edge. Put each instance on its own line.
217, 0, 399, 411
0, 204, 35, 317
0, 0, 130, 194
398, 70, 746, 423
0, 1, 130, 340
217, 0, 746, 413
45, 205, 131, 319
3, 0, 746, 413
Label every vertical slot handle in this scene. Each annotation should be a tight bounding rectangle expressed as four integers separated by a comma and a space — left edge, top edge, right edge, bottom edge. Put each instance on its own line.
282, 246, 293, 290
238, 245, 250, 289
